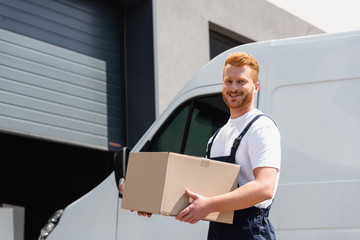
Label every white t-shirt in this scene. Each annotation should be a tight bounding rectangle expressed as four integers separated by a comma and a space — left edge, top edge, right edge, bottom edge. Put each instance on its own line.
208, 109, 281, 208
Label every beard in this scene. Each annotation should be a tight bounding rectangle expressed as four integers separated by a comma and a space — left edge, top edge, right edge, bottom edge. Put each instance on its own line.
222, 88, 254, 110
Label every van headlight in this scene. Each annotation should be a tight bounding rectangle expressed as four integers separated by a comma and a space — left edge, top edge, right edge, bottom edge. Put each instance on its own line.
38, 209, 64, 240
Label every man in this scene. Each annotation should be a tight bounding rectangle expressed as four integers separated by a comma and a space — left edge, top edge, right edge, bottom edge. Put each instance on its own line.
175, 52, 281, 239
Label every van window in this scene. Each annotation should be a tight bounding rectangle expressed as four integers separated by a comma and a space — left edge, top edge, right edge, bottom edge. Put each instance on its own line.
149, 105, 189, 153
148, 94, 229, 157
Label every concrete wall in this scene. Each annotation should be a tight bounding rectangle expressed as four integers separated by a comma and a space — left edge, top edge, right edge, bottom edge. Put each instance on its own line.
153, 0, 323, 116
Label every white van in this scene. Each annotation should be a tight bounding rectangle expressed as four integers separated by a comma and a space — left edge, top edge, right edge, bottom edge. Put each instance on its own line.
40, 30, 360, 240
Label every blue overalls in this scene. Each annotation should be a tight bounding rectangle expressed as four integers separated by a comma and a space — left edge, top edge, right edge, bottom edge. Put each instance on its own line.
206, 114, 276, 240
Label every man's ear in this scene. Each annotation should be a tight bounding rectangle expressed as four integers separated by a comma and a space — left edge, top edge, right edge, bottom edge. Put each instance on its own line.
254, 81, 260, 94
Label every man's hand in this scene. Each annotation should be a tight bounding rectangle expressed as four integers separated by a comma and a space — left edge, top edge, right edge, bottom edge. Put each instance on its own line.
131, 210, 152, 218
176, 189, 212, 224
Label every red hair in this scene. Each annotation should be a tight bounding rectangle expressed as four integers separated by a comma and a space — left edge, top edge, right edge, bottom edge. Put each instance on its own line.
224, 52, 259, 82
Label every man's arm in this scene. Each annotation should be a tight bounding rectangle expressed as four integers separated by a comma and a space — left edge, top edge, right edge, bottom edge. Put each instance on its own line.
175, 166, 278, 224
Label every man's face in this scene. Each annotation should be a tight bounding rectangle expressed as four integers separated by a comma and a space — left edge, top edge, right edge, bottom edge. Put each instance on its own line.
222, 64, 259, 110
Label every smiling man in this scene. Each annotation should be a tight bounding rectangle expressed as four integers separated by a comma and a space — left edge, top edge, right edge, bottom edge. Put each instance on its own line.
176, 52, 281, 240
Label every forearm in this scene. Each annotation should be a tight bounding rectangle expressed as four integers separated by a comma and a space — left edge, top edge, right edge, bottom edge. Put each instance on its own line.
208, 167, 278, 212
176, 167, 278, 224
208, 179, 274, 213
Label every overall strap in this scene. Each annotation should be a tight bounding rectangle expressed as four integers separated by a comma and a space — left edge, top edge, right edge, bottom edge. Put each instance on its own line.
229, 114, 265, 159
206, 114, 269, 160
206, 127, 222, 159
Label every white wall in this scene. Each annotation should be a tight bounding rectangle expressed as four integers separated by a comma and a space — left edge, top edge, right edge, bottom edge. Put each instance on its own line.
153, 0, 323, 116
267, 0, 360, 33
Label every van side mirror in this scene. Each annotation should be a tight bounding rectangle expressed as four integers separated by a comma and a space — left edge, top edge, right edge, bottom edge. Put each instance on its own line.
114, 147, 130, 198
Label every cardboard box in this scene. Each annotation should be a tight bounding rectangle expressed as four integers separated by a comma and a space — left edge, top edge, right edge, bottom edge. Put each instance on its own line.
121, 152, 240, 224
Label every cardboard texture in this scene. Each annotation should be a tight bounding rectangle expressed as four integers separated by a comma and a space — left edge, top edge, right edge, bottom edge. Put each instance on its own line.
121, 152, 240, 224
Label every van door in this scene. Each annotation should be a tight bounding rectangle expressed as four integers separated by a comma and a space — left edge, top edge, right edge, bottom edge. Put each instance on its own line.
116, 94, 229, 239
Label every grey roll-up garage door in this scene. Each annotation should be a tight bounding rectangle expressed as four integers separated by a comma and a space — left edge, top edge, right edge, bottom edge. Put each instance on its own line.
0, 0, 124, 150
